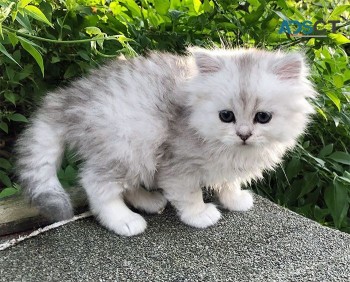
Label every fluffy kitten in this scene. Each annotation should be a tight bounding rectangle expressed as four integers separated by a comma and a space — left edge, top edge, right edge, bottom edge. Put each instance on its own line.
16, 47, 316, 236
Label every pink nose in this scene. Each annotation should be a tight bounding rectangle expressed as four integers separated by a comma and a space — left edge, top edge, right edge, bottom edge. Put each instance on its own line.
237, 133, 252, 141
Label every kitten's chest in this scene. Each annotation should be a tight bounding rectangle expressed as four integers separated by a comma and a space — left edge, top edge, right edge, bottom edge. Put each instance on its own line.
201, 156, 241, 185
200, 152, 262, 186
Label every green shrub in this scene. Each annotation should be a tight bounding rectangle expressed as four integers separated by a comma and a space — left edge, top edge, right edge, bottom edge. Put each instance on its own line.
0, 0, 349, 231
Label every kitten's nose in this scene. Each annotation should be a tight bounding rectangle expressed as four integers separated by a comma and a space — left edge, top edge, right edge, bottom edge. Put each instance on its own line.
237, 133, 252, 141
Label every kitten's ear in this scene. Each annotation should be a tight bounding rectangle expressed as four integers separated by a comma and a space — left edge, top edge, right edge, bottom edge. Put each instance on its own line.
272, 53, 306, 80
189, 47, 222, 73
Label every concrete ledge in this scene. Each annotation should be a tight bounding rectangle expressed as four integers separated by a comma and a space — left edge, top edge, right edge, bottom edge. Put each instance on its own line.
0, 187, 88, 236
1, 195, 350, 281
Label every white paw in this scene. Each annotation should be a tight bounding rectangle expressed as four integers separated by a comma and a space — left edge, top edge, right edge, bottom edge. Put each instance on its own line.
103, 213, 147, 237
220, 189, 254, 212
180, 203, 221, 228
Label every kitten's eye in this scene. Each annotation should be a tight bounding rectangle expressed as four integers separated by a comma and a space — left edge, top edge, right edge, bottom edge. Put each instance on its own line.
219, 110, 235, 123
254, 112, 272, 124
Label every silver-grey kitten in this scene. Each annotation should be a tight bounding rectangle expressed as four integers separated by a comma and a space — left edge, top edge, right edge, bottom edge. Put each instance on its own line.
16, 47, 316, 236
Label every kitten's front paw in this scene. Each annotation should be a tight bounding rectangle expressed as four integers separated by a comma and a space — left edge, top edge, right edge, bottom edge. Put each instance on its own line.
219, 189, 254, 212
103, 213, 147, 237
180, 203, 221, 228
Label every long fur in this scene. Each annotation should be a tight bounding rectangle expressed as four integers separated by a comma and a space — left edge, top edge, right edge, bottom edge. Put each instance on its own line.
16, 48, 316, 236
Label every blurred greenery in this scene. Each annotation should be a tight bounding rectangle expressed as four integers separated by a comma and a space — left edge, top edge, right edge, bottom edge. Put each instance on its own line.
0, 0, 349, 232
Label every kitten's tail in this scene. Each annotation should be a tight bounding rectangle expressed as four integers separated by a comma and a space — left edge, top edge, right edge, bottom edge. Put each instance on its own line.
15, 111, 73, 221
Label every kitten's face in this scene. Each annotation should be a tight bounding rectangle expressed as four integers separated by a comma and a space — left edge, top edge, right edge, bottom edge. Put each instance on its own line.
186, 48, 316, 151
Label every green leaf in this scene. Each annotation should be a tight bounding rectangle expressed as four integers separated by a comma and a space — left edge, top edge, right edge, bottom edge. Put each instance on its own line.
328, 151, 350, 165
0, 122, 8, 133
245, 4, 264, 24
0, 2, 16, 32
0, 171, 12, 187
328, 33, 350, 45
313, 206, 330, 223
154, 0, 170, 15
19, 38, 44, 77
65, 165, 78, 182
18, 64, 33, 80
7, 32, 19, 47
338, 172, 350, 185
247, 0, 260, 7
4, 91, 16, 105
328, 5, 350, 20
338, 175, 350, 185
18, 0, 32, 8
64, 64, 79, 79
9, 113, 28, 122
24, 5, 53, 26
0, 23, 3, 40
50, 56, 60, 63
168, 9, 184, 21
95, 34, 105, 49
274, 11, 289, 21
40, 0, 53, 23
5, 67, 15, 81
298, 173, 319, 199
58, 165, 77, 188
85, 26, 102, 36
109, 2, 124, 15
0, 158, 11, 170
0, 187, 18, 199
316, 107, 327, 120
15, 13, 33, 32
286, 158, 302, 180
325, 91, 341, 111
203, 0, 214, 12
193, 0, 202, 14
311, 156, 326, 167
303, 140, 310, 149
324, 180, 349, 228
0, 42, 21, 67
344, 171, 350, 180
319, 144, 333, 158
64, 0, 79, 11
285, 179, 304, 204
124, 0, 141, 17
77, 50, 90, 61
19, 35, 44, 51
333, 74, 344, 88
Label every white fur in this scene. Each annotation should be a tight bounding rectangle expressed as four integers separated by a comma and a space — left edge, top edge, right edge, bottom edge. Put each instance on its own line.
82, 179, 147, 236
124, 188, 167, 214
181, 203, 221, 228
218, 183, 254, 212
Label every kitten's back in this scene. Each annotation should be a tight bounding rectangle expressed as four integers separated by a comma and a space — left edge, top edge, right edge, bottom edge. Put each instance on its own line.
16, 52, 191, 220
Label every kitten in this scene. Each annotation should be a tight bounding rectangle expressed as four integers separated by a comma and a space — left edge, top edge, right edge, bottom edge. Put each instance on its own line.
16, 47, 316, 236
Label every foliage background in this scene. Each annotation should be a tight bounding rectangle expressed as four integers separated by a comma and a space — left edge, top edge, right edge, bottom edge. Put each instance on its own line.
0, 0, 349, 232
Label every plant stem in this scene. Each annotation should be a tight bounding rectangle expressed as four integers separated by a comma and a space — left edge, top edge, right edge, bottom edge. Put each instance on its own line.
58, 11, 70, 41
3, 26, 120, 44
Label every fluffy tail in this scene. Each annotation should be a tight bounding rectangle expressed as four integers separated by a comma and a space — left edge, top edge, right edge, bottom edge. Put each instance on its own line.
16, 112, 73, 221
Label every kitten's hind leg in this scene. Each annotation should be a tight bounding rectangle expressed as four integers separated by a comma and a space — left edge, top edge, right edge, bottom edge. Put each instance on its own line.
80, 167, 146, 236
124, 187, 167, 214
217, 182, 254, 212
159, 176, 221, 228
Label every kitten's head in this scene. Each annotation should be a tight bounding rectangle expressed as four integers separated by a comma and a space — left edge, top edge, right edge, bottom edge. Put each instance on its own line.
185, 47, 316, 155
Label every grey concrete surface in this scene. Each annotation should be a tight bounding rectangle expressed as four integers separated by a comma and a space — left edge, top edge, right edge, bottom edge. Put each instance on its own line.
1, 195, 350, 281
